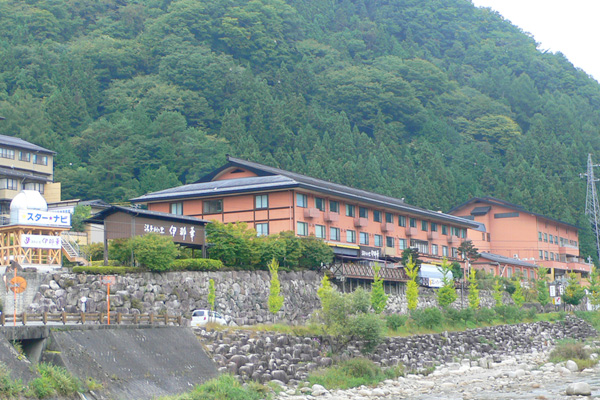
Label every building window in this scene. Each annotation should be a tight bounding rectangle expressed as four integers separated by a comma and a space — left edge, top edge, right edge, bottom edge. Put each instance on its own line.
451, 247, 458, 258
170, 202, 183, 215
330, 227, 340, 241
385, 213, 394, 223
297, 221, 308, 236
431, 244, 438, 255
507, 267, 512, 278
398, 215, 406, 227
550, 252, 554, 261
373, 210, 382, 222
409, 218, 417, 228
411, 239, 429, 254
442, 225, 448, 235
543, 233, 548, 242
33, 154, 48, 165
487, 233, 491, 241
461, 228, 466, 238
346, 230, 356, 243
431, 223, 438, 232
359, 232, 369, 245
329, 200, 339, 213
23, 182, 43, 193
539, 250, 543, 259
0, 179, 18, 190
345, 204, 355, 217
359, 207, 368, 219
421, 221, 428, 231
538, 231, 542, 241
203, 199, 223, 214
0, 148, 15, 159
386, 236, 395, 248
19, 151, 30, 162
544, 251, 549, 260
315, 197, 325, 211
316, 224, 326, 239
442, 246, 448, 257
374, 234, 383, 247
398, 238, 407, 250
256, 223, 269, 236
255, 194, 268, 209
297, 193, 307, 208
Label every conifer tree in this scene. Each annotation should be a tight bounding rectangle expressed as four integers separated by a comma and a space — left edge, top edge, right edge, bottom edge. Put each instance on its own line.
405, 255, 419, 311
511, 279, 525, 308
437, 258, 457, 308
536, 266, 551, 308
492, 278, 503, 307
467, 269, 480, 309
371, 263, 388, 314
208, 279, 216, 311
268, 258, 284, 315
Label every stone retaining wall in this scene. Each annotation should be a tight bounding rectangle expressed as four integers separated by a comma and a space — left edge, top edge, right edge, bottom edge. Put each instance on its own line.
0, 270, 569, 324
199, 316, 598, 385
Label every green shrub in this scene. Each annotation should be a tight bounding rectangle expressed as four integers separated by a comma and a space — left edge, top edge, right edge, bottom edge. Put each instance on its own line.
386, 314, 408, 331
347, 313, 386, 353
170, 258, 224, 271
183, 374, 267, 400
411, 307, 443, 329
549, 340, 597, 370
0, 362, 24, 398
90, 260, 121, 267
308, 358, 391, 390
494, 305, 523, 323
72, 266, 139, 275
132, 233, 180, 271
32, 363, 80, 398
475, 307, 496, 324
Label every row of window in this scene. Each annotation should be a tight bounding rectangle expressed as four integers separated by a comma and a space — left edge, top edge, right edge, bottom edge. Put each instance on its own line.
0, 179, 44, 193
296, 221, 459, 257
0, 148, 48, 165
539, 250, 563, 262
538, 231, 578, 248
297, 193, 467, 236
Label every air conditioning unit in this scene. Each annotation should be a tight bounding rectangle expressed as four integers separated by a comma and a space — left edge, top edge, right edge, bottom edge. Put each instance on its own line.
513, 254, 519, 259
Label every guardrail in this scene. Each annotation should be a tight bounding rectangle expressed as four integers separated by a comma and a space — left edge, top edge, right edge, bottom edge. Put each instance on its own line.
0, 312, 183, 326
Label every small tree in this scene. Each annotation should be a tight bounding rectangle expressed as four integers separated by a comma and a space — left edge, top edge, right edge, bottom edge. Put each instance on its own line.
492, 278, 503, 307
208, 279, 216, 311
405, 255, 419, 311
458, 240, 480, 262
71, 205, 91, 232
402, 248, 421, 268
588, 267, 600, 309
437, 258, 457, 308
371, 263, 388, 314
268, 258, 284, 315
536, 266, 551, 308
562, 273, 585, 307
131, 233, 179, 271
511, 279, 525, 308
467, 268, 480, 309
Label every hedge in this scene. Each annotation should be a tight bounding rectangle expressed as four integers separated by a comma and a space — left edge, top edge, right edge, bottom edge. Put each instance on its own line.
170, 258, 224, 271
72, 266, 139, 275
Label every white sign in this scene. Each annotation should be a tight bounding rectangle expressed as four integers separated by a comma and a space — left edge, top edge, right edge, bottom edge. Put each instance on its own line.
16, 210, 71, 227
549, 285, 556, 297
143, 223, 196, 242
21, 234, 61, 249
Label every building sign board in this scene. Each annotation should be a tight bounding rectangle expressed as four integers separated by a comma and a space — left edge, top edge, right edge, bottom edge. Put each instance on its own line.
16, 210, 71, 227
359, 246, 381, 260
21, 234, 61, 249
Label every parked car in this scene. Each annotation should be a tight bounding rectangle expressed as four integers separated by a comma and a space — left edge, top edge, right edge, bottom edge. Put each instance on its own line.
190, 309, 227, 327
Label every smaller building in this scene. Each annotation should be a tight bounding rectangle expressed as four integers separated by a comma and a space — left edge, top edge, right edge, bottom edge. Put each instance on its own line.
86, 206, 209, 263
449, 197, 591, 281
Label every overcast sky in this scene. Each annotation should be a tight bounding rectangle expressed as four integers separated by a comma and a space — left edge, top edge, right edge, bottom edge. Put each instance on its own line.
471, 0, 600, 82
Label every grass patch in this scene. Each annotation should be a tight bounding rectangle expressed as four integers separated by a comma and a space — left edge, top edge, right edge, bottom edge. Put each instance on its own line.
549, 339, 598, 371
308, 358, 403, 390
26, 363, 81, 399
158, 374, 270, 400
575, 310, 600, 331
0, 362, 25, 399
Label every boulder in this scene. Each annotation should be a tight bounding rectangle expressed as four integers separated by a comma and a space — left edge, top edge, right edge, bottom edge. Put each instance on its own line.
566, 382, 591, 396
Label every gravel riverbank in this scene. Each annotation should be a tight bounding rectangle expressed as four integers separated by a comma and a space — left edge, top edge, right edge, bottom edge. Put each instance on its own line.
275, 349, 600, 400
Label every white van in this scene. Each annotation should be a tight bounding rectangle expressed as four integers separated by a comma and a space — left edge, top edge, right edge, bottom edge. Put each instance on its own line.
190, 309, 227, 327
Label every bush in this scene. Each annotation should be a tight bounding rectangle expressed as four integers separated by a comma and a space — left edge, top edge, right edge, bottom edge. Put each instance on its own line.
494, 305, 523, 323
411, 307, 443, 329
131, 233, 180, 271
308, 358, 394, 390
347, 313, 386, 353
30, 363, 80, 398
549, 340, 597, 370
72, 266, 139, 275
386, 314, 408, 331
90, 260, 122, 267
475, 307, 496, 324
170, 258, 224, 271
182, 374, 267, 400
0, 362, 23, 398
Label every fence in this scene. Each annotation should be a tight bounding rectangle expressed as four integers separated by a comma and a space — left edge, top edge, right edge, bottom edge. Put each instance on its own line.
0, 311, 183, 326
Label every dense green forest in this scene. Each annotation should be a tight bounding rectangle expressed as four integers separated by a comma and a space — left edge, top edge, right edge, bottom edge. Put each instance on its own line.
1, 0, 599, 259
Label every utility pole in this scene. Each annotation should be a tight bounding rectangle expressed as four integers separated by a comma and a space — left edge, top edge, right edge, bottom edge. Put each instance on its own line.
584, 154, 600, 261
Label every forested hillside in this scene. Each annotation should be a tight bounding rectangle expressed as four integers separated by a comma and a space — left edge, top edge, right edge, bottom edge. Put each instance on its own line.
1, 0, 599, 259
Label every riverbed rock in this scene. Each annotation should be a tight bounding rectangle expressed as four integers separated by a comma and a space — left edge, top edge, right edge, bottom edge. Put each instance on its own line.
566, 382, 591, 396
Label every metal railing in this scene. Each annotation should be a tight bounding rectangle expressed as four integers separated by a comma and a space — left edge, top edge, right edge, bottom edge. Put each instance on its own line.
0, 311, 183, 326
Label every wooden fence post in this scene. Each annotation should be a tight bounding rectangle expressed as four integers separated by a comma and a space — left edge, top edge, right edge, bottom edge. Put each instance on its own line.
164, 313, 169, 325
43, 312, 47, 325
149, 314, 154, 325
22, 312, 27, 326
81, 312, 86, 324
62, 311, 67, 325
117, 313, 122, 325
177, 315, 182, 326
